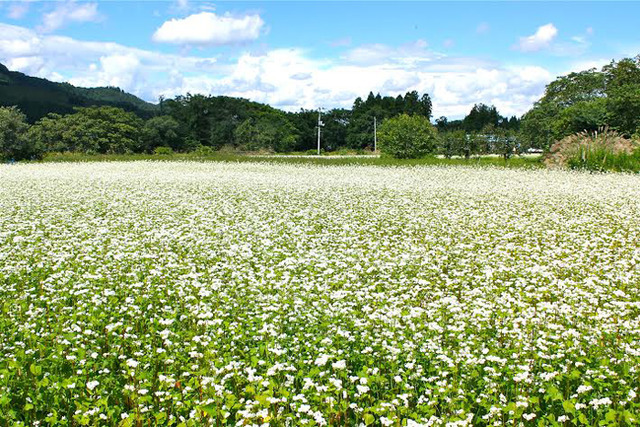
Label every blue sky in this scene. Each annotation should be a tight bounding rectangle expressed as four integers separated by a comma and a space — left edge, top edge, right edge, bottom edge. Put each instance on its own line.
0, 1, 638, 118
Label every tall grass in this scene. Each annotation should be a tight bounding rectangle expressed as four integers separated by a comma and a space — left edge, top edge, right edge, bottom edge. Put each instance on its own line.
546, 127, 640, 172
566, 147, 640, 172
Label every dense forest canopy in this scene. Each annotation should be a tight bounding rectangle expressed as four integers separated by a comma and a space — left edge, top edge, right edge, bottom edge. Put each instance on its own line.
1, 55, 640, 161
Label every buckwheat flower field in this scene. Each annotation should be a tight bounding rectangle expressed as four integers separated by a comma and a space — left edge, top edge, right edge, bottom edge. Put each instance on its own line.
1, 161, 639, 427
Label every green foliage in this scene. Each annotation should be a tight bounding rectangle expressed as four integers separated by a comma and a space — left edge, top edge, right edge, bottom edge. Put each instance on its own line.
521, 55, 640, 150
30, 106, 143, 154
439, 130, 467, 158
192, 145, 215, 157
378, 113, 438, 159
603, 56, 640, 135
463, 104, 501, 132
566, 145, 640, 172
154, 146, 174, 156
347, 91, 432, 150
234, 115, 297, 152
164, 94, 299, 152
142, 115, 182, 152
0, 106, 42, 161
546, 127, 639, 171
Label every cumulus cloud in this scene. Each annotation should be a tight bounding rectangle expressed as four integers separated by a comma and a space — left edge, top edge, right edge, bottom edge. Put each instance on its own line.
0, 22, 221, 100
516, 23, 558, 52
0, 22, 554, 118
182, 47, 552, 118
152, 12, 264, 45
39, 1, 100, 33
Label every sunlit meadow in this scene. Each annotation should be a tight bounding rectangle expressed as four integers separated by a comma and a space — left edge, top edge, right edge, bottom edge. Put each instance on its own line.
0, 161, 639, 426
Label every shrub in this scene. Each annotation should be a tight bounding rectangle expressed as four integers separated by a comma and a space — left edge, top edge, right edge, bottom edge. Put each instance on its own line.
154, 146, 174, 156
545, 127, 638, 171
192, 145, 214, 157
378, 114, 438, 159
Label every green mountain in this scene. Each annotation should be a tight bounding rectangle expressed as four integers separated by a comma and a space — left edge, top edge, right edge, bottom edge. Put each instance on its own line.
0, 63, 157, 122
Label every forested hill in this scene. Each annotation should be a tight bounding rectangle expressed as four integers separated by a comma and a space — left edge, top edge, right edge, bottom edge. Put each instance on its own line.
0, 63, 157, 122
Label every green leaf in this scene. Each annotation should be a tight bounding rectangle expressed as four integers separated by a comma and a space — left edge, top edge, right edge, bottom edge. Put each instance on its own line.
562, 400, 575, 414
29, 363, 42, 376
578, 413, 588, 424
200, 404, 217, 417
364, 413, 375, 425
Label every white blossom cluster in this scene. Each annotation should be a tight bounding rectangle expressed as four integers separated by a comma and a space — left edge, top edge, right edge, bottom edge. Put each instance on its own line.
0, 161, 639, 426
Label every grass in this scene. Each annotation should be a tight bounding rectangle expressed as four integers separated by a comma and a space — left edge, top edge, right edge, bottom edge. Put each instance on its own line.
567, 147, 640, 173
40, 151, 545, 169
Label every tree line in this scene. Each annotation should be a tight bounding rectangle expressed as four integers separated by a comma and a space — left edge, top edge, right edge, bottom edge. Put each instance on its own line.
1, 55, 639, 161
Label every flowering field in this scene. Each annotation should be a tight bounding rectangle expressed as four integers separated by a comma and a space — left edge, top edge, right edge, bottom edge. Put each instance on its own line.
1, 161, 639, 427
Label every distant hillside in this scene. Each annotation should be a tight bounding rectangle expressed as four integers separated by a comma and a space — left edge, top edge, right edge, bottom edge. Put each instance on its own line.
0, 63, 157, 122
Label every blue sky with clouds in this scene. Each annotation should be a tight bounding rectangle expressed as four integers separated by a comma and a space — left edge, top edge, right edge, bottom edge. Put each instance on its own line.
0, 1, 638, 118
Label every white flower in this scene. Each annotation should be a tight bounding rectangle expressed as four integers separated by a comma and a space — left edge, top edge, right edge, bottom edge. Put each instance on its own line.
314, 354, 330, 366
86, 380, 99, 391
380, 416, 394, 426
577, 385, 593, 394
298, 404, 311, 413
332, 360, 346, 370
356, 385, 370, 394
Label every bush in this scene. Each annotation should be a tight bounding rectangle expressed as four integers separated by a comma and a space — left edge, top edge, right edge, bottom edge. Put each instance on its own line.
545, 127, 638, 171
154, 146, 174, 156
378, 114, 437, 159
192, 145, 214, 157
0, 106, 42, 161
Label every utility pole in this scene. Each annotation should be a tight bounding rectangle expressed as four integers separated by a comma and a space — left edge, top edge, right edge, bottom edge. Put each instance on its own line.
374, 116, 377, 152
317, 110, 324, 155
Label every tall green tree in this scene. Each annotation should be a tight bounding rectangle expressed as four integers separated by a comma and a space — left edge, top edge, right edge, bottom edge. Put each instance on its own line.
141, 115, 183, 152
378, 114, 438, 159
603, 56, 640, 135
0, 106, 41, 161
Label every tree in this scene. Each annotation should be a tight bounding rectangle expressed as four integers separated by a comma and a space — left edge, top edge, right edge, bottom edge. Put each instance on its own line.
439, 130, 466, 158
603, 56, 640, 135
520, 56, 640, 150
463, 104, 501, 132
142, 115, 183, 152
378, 114, 438, 159
28, 106, 143, 154
0, 106, 41, 161
28, 113, 67, 152
234, 114, 297, 152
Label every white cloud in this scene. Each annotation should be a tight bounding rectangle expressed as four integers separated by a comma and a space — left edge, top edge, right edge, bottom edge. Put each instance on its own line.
516, 23, 558, 52
179, 46, 552, 118
0, 22, 556, 118
152, 12, 264, 45
39, 1, 100, 33
0, 23, 221, 100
